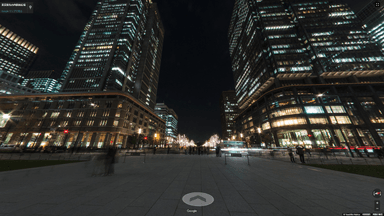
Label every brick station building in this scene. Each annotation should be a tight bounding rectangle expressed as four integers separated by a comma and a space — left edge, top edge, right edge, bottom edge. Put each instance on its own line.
0, 91, 166, 149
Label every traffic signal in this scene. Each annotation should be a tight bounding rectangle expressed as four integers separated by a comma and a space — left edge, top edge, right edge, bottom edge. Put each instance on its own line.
307, 134, 312, 137
144, 136, 147, 140
64, 130, 69, 134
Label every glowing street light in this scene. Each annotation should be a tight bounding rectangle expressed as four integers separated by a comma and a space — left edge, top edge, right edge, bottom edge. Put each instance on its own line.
240, 133, 243, 138
2, 114, 10, 119
317, 94, 324, 97
138, 128, 142, 134
257, 128, 261, 134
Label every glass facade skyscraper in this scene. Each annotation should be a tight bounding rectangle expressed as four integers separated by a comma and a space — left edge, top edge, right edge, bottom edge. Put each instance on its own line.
60, 0, 164, 110
155, 103, 178, 142
229, 0, 384, 110
229, 0, 384, 148
356, 0, 384, 53
0, 24, 38, 76
220, 90, 239, 140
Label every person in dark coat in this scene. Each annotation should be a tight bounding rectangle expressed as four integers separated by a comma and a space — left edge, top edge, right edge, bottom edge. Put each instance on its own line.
153, 146, 156, 155
216, 146, 219, 157
104, 147, 117, 176
296, 146, 305, 163
287, 147, 295, 163
167, 146, 170, 154
363, 148, 369, 157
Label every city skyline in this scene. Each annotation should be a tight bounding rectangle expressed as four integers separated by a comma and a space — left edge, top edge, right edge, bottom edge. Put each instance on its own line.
0, 0, 372, 141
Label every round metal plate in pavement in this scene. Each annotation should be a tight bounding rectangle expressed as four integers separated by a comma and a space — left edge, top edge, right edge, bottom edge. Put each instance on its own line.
182, 192, 214, 207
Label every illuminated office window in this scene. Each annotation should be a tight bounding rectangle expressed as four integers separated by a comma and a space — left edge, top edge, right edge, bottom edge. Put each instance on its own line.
272, 117, 307, 128
304, 106, 324, 114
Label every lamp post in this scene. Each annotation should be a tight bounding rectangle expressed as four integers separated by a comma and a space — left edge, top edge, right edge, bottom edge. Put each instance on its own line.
154, 133, 157, 147
257, 127, 263, 148
136, 128, 142, 149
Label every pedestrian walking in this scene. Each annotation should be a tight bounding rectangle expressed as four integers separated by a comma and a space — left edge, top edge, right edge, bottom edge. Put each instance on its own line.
355, 147, 363, 157
153, 146, 156, 155
296, 146, 305, 163
287, 147, 295, 163
322, 147, 328, 159
305, 147, 311, 157
167, 146, 170, 154
198, 147, 200, 155
104, 147, 116, 176
189, 146, 192, 155
216, 147, 219, 157
363, 148, 370, 157
219, 146, 222, 157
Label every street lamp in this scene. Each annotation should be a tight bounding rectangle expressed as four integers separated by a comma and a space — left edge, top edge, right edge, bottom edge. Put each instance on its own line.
3, 114, 10, 119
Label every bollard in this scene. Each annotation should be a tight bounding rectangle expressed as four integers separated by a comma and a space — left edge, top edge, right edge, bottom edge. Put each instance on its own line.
247, 154, 250, 166
350, 158, 353, 165
335, 157, 339, 164
365, 158, 369, 165
225, 153, 227, 165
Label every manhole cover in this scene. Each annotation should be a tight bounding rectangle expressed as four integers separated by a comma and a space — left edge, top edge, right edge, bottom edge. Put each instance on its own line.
182, 192, 214, 207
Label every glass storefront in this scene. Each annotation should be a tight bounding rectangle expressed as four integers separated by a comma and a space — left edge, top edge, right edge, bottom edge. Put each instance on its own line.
277, 129, 311, 147
311, 129, 332, 148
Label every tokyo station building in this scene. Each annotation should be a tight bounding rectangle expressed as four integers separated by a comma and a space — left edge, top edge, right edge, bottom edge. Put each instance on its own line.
0, 92, 166, 149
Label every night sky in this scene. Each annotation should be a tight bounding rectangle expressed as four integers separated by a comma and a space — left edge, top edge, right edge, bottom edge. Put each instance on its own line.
0, 0, 367, 142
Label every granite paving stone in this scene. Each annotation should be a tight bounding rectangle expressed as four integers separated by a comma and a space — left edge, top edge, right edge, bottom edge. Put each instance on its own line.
0, 154, 382, 216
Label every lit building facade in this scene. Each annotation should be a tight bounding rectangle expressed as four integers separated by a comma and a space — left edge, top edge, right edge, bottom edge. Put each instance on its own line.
0, 24, 38, 76
22, 70, 61, 93
0, 70, 39, 95
220, 90, 239, 140
356, 0, 384, 53
234, 78, 384, 148
0, 92, 166, 149
60, 0, 164, 110
154, 103, 178, 143
229, 0, 384, 148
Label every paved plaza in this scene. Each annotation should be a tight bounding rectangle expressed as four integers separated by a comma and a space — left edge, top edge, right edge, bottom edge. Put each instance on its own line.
0, 154, 383, 216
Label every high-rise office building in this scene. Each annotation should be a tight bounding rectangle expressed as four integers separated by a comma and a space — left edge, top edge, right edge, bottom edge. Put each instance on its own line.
22, 70, 61, 93
60, 0, 164, 110
229, 0, 384, 110
229, 0, 384, 148
155, 103, 178, 142
356, 0, 384, 53
0, 24, 38, 76
220, 90, 239, 140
